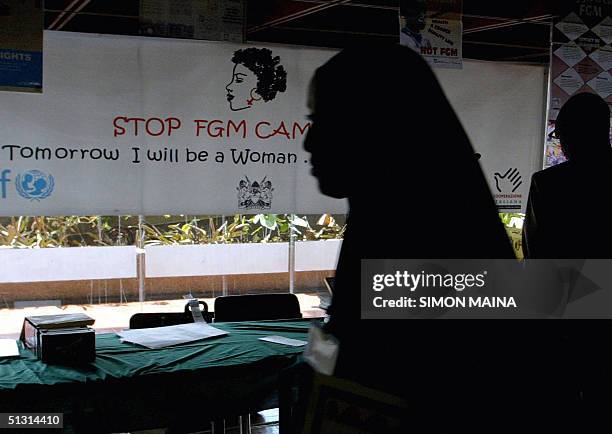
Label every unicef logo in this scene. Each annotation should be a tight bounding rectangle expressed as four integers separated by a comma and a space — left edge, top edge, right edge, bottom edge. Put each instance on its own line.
15, 170, 54, 201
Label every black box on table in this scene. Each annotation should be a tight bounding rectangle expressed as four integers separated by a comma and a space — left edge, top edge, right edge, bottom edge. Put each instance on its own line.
20, 313, 96, 364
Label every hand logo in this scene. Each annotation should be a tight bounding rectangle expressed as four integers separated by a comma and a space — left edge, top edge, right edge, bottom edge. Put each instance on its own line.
494, 168, 522, 193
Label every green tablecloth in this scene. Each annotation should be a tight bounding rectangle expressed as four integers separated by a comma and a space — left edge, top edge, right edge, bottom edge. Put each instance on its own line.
0, 320, 313, 432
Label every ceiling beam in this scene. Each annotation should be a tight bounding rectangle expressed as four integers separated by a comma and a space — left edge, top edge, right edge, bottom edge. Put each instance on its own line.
269, 1, 552, 36
55, 0, 92, 30
463, 40, 549, 51
295, 0, 397, 10
273, 25, 397, 37
290, 0, 553, 23
44, 9, 138, 19
247, 0, 353, 35
47, 0, 82, 30
464, 14, 553, 34
270, 26, 550, 51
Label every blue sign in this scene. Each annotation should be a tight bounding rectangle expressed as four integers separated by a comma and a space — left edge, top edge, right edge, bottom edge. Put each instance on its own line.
0, 49, 42, 90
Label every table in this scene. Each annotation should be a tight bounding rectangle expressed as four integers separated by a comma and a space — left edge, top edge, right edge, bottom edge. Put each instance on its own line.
0, 320, 313, 433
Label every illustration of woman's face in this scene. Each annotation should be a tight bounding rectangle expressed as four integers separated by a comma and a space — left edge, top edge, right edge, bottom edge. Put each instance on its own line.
226, 63, 260, 111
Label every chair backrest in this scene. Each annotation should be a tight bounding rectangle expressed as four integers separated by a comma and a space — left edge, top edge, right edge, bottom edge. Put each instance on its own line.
213, 293, 302, 322
129, 301, 212, 329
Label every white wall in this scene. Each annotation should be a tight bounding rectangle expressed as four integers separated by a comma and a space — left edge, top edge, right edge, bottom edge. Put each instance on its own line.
295, 240, 342, 272
145, 240, 341, 277
0, 241, 342, 283
144, 243, 290, 277
0, 246, 137, 283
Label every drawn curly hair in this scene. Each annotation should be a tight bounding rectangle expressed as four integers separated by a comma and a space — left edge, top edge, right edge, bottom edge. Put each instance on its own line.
231, 48, 287, 102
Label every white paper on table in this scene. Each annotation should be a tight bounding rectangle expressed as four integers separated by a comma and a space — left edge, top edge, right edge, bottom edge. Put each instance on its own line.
0, 339, 19, 358
259, 335, 308, 347
117, 323, 228, 349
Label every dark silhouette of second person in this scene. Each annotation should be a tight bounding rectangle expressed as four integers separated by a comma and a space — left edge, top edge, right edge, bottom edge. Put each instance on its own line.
523, 92, 612, 259
521, 93, 612, 419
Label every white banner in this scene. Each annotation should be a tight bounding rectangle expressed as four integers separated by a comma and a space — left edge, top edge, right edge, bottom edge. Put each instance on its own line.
0, 32, 544, 216
0, 31, 346, 216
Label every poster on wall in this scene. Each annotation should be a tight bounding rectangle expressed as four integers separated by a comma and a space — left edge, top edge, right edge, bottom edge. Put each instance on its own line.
547, 0, 612, 168
0, 31, 343, 216
399, 0, 463, 69
0, 0, 43, 93
140, 0, 244, 42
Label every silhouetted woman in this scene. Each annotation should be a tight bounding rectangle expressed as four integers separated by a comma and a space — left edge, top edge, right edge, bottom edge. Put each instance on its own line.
303, 45, 572, 430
